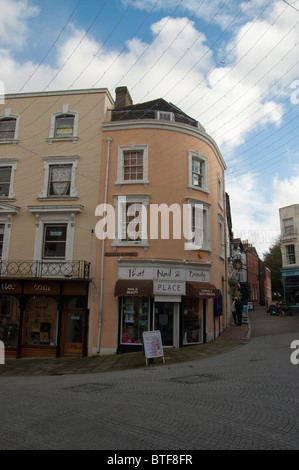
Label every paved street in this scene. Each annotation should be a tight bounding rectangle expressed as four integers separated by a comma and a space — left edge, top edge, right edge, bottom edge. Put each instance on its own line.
1, 307, 299, 451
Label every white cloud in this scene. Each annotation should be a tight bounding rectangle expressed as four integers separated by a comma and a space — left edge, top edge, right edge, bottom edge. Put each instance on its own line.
227, 169, 299, 257
0, 0, 39, 48
273, 173, 299, 209
0, 0, 297, 258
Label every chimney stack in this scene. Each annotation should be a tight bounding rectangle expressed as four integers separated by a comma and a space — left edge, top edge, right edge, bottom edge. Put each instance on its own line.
115, 86, 133, 109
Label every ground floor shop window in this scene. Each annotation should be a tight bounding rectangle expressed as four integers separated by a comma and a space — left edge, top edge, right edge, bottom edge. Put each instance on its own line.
183, 297, 202, 344
284, 276, 299, 305
0, 296, 20, 347
121, 296, 149, 344
25, 296, 58, 346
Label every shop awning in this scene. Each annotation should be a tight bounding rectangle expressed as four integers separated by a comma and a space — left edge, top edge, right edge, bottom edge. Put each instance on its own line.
114, 280, 153, 297
186, 282, 219, 299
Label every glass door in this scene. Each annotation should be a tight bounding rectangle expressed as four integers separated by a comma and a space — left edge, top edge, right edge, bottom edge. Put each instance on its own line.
62, 310, 84, 356
154, 302, 175, 346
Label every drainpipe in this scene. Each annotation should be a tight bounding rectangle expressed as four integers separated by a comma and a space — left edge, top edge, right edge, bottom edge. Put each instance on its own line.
97, 136, 112, 354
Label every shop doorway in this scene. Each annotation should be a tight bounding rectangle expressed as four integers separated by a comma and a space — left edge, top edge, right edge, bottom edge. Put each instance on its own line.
154, 302, 178, 347
61, 298, 86, 356
62, 310, 84, 356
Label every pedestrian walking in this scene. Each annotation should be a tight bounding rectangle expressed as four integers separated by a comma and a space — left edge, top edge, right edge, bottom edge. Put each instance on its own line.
232, 298, 237, 325
235, 297, 243, 326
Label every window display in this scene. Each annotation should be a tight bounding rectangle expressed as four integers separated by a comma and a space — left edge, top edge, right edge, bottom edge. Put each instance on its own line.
0, 296, 20, 347
121, 296, 149, 344
25, 296, 58, 346
183, 298, 202, 344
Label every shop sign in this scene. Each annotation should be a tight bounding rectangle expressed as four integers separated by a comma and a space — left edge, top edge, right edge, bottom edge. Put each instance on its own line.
114, 280, 153, 297
119, 264, 210, 282
198, 288, 217, 298
0, 281, 22, 294
143, 330, 165, 366
185, 269, 208, 282
233, 260, 242, 270
153, 281, 186, 295
24, 281, 60, 295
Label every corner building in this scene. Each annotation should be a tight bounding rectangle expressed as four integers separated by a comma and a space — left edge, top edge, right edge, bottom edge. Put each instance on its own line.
96, 87, 227, 355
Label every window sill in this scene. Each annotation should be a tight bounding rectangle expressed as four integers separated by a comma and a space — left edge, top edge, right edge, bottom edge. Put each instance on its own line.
0, 139, 18, 145
46, 137, 79, 144
37, 196, 78, 201
185, 245, 211, 252
112, 241, 149, 250
187, 185, 209, 194
115, 180, 149, 188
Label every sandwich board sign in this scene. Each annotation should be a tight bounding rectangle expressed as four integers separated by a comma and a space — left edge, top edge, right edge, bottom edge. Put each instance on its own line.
142, 330, 165, 366
0, 340, 4, 364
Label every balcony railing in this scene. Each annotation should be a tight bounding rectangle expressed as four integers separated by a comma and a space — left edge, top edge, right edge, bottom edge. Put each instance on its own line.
0, 260, 90, 280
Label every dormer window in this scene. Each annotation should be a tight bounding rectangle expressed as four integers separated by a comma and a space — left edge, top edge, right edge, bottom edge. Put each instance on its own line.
155, 111, 174, 122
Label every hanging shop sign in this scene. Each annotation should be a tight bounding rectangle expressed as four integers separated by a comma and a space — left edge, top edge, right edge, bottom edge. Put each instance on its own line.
233, 260, 243, 270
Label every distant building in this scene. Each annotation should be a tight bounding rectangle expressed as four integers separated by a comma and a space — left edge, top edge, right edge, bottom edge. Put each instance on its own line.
242, 241, 260, 306
279, 204, 299, 311
258, 259, 272, 307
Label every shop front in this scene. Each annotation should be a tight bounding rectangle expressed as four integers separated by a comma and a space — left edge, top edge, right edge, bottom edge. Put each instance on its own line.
115, 260, 219, 353
0, 279, 89, 358
282, 268, 299, 312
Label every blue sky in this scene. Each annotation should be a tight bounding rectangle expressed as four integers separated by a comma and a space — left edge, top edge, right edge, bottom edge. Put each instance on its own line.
0, 0, 298, 257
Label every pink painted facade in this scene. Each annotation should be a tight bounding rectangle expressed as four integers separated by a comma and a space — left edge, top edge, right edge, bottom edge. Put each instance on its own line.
93, 89, 227, 355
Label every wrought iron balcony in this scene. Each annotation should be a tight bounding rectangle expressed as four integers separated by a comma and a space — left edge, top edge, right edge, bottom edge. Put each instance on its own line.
0, 260, 90, 280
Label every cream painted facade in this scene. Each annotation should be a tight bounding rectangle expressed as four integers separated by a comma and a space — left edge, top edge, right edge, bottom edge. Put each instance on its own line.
95, 92, 227, 355
0, 88, 113, 358
0, 85, 228, 358
279, 204, 299, 310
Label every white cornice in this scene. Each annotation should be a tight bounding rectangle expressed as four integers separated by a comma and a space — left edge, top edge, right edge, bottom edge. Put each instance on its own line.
28, 205, 84, 213
3, 88, 114, 104
103, 119, 227, 170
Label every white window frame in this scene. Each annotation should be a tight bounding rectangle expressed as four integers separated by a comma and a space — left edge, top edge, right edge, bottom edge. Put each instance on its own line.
188, 150, 209, 193
0, 110, 20, 144
217, 172, 224, 209
0, 159, 18, 199
43, 223, 67, 260
112, 195, 149, 248
0, 203, 19, 264
28, 205, 83, 262
47, 105, 79, 144
218, 214, 225, 260
116, 143, 149, 187
155, 111, 174, 122
185, 198, 211, 252
286, 244, 296, 265
283, 218, 294, 235
39, 156, 79, 199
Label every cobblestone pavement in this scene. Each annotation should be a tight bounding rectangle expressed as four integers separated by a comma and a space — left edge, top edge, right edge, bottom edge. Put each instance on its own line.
1, 305, 298, 376
0, 307, 299, 450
